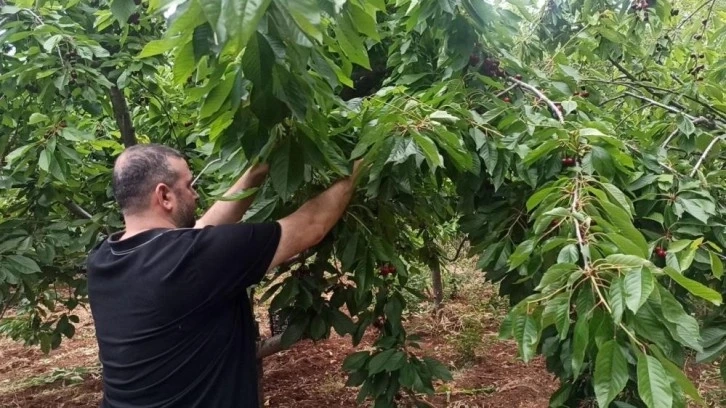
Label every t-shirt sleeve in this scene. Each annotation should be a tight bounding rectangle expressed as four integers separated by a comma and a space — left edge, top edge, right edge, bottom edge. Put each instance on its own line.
191, 222, 281, 298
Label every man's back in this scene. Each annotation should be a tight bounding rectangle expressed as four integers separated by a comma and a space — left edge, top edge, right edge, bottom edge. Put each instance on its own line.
87, 224, 280, 408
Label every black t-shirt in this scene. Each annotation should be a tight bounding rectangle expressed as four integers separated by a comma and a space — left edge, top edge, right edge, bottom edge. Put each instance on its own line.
86, 223, 281, 408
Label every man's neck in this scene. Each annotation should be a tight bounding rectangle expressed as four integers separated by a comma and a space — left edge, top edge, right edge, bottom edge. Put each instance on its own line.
120, 215, 177, 240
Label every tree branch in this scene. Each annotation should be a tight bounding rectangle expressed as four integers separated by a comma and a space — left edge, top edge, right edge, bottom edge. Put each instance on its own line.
675, 0, 714, 30
65, 201, 93, 219
509, 78, 564, 124
256, 334, 287, 359
690, 134, 726, 177
624, 92, 697, 120
608, 57, 638, 82
660, 117, 709, 149
109, 86, 136, 147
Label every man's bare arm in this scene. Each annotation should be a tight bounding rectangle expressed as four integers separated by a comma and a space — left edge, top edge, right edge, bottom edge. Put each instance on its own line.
268, 162, 363, 270
196, 163, 269, 228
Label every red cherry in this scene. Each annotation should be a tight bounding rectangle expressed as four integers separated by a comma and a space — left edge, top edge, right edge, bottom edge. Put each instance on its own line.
469, 54, 480, 65
503, 97, 511, 103
580, 91, 590, 98
515, 74, 523, 80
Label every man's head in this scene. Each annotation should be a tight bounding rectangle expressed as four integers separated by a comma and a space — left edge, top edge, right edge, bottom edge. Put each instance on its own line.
112, 144, 198, 228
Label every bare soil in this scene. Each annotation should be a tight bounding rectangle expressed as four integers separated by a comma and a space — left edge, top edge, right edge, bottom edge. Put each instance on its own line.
0, 275, 722, 408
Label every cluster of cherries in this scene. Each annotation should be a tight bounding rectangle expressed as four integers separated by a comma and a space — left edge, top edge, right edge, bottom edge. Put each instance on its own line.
379, 264, 396, 277
561, 156, 577, 167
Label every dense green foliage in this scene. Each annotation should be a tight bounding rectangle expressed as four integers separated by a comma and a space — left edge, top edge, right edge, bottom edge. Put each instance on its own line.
1, 0, 725, 406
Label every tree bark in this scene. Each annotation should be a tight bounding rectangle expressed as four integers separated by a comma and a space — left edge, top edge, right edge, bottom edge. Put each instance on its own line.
430, 260, 444, 311
256, 334, 286, 359
109, 86, 136, 147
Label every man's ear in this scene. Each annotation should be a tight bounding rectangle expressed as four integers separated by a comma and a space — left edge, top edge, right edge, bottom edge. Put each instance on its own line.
155, 183, 174, 211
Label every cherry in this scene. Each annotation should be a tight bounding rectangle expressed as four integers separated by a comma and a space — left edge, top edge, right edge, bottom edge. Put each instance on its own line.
515, 74, 523, 80
654, 247, 667, 258
580, 91, 590, 98
469, 54, 480, 65
503, 97, 511, 103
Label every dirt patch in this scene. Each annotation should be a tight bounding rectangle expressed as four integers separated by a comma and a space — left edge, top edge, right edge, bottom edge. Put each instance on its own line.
0, 278, 722, 407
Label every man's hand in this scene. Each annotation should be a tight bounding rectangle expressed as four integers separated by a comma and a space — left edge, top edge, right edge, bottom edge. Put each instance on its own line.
241, 162, 270, 189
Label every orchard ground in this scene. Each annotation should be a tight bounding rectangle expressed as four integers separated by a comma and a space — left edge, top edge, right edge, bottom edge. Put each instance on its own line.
0, 263, 723, 408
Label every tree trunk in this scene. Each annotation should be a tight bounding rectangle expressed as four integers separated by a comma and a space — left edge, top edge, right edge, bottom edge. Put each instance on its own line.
430, 261, 444, 311
109, 86, 136, 147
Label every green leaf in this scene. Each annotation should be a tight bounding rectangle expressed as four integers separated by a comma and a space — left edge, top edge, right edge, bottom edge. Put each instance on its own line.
412, 132, 443, 169
269, 139, 304, 200
110, 0, 136, 24
637, 353, 673, 408
557, 244, 579, 264
384, 295, 403, 329
526, 186, 560, 212
709, 252, 723, 279
601, 183, 633, 216
658, 286, 703, 352
5, 255, 41, 274
383, 351, 406, 372
677, 198, 712, 224
594, 340, 629, 408
138, 38, 179, 58
342, 351, 370, 371
606, 254, 650, 268
199, 69, 238, 119
523, 139, 559, 165
280, 314, 308, 348
509, 239, 534, 270
429, 110, 459, 123
572, 315, 589, 378
368, 349, 397, 374
623, 268, 654, 313
609, 277, 626, 324
29, 113, 49, 125
424, 357, 453, 381
537, 263, 578, 291
650, 346, 706, 407
331, 309, 356, 336
607, 233, 649, 258
38, 148, 52, 172
599, 200, 649, 256
513, 312, 540, 362
542, 293, 571, 339
212, 187, 259, 201
309, 315, 326, 339
663, 267, 722, 305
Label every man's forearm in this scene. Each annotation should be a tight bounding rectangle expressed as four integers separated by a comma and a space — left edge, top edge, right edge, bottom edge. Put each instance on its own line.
298, 177, 356, 239
196, 166, 267, 227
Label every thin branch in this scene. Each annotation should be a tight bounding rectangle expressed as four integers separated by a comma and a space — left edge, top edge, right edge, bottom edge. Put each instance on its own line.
690, 134, 726, 177
608, 57, 638, 82
406, 389, 438, 408
442, 239, 467, 262
495, 84, 517, 98
675, 0, 713, 30
509, 77, 564, 124
20, 8, 44, 26
571, 179, 590, 267
65, 201, 93, 219
624, 92, 697, 120
699, 0, 717, 38
660, 117, 709, 149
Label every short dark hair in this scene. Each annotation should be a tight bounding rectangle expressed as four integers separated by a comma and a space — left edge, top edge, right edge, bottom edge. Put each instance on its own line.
112, 144, 185, 214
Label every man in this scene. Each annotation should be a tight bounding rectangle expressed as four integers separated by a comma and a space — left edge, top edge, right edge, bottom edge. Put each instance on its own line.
86, 144, 361, 407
